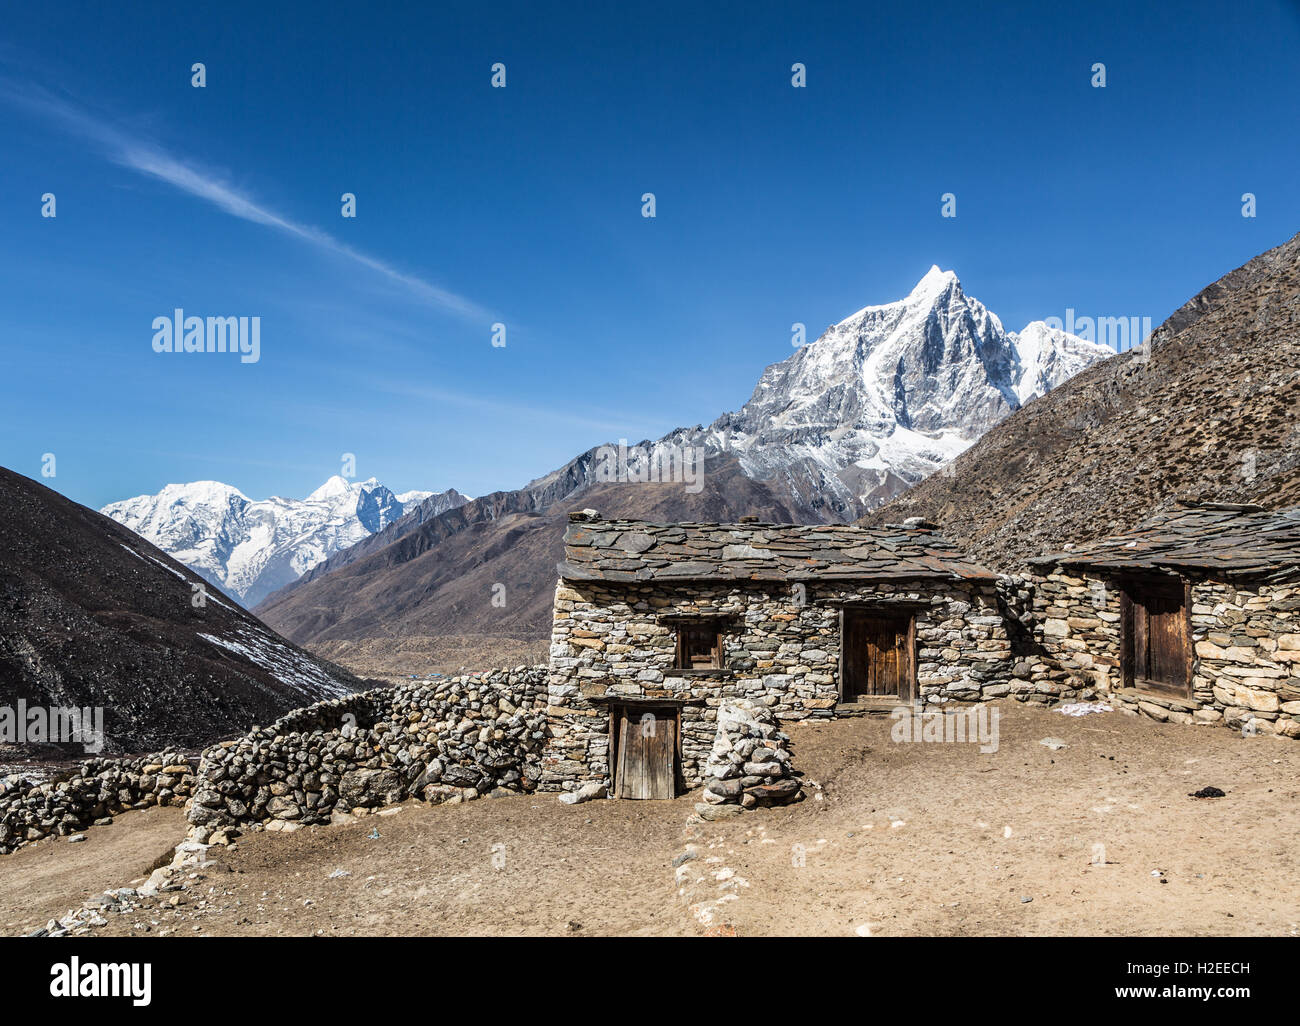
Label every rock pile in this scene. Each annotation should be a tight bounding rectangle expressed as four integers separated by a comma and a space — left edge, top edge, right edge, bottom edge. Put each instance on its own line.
29, 832, 233, 937
696, 701, 801, 820
187, 668, 548, 831
0, 751, 195, 855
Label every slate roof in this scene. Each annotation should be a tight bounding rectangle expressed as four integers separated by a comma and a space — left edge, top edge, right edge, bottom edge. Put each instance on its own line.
1030, 502, 1300, 581
556, 511, 997, 583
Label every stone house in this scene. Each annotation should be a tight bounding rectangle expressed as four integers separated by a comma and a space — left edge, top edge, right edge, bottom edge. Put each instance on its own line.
1026, 501, 1300, 739
541, 510, 1022, 797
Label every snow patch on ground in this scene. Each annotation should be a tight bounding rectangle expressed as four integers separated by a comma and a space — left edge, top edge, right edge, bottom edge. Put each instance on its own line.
197, 629, 354, 699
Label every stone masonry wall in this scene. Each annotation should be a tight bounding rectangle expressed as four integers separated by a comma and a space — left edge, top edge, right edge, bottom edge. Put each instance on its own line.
1028, 566, 1300, 738
1022, 569, 1123, 697
0, 750, 195, 855
543, 577, 1038, 792
187, 667, 548, 832
1189, 579, 1300, 738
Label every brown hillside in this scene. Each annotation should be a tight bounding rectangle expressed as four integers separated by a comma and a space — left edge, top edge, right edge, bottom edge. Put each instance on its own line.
255, 456, 805, 651
0, 468, 366, 753
863, 232, 1300, 567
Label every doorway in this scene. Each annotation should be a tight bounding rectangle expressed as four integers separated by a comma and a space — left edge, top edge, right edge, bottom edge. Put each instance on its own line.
841, 609, 915, 704
1121, 575, 1191, 699
610, 704, 679, 799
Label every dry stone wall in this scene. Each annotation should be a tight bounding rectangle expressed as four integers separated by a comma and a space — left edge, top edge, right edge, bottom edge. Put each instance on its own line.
1189, 579, 1300, 737
1020, 569, 1121, 697
0, 751, 195, 854
187, 668, 548, 831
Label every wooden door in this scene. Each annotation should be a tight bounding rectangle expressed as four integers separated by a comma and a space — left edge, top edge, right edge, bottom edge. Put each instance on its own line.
615, 707, 677, 799
842, 611, 913, 702
1124, 577, 1189, 698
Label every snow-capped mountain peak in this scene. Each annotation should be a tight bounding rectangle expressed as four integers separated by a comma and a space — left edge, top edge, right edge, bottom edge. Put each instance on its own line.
153, 480, 250, 510
834, 265, 964, 328
103, 476, 468, 607
666, 267, 1113, 518
909, 263, 958, 300
1010, 319, 1114, 406
305, 474, 360, 503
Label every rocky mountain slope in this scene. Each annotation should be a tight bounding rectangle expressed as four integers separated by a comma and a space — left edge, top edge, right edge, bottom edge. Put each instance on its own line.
256, 270, 1109, 663
102, 476, 467, 607
864, 231, 1300, 568
0, 467, 367, 752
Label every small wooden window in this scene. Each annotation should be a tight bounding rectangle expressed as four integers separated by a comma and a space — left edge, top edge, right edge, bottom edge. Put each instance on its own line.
675, 622, 722, 670
1122, 575, 1190, 698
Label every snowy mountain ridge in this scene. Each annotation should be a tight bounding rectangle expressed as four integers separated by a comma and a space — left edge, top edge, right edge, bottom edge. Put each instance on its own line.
102, 476, 469, 607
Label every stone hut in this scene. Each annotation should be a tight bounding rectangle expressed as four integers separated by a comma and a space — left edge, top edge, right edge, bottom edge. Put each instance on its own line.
1026, 501, 1300, 738
541, 510, 1018, 797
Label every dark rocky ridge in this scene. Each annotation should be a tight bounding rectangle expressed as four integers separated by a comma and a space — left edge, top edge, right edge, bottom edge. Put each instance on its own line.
0, 467, 367, 753
863, 232, 1300, 568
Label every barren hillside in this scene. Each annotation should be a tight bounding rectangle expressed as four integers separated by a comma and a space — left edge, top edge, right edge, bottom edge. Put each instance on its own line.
255, 456, 803, 651
864, 232, 1300, 568
0, 468, 366, 753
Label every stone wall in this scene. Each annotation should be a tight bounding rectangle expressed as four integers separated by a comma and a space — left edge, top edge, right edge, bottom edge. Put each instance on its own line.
1021, 569, 1122, 698
543, 577, 1036, 792
187, 668, 548, 832
0, 751, 195, 855
1027, 565, 1300, 738
1187, 579, 1300, 738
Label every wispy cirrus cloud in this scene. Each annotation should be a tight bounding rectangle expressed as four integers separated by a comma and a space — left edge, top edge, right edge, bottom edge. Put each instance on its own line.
1, 81, 492, 323
368, 376, 662, 436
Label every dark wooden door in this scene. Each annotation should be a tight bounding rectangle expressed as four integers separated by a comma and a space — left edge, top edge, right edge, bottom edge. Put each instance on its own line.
1125, 578, 1189, 697
842, 611, 913, 702
615, 707, 676, 799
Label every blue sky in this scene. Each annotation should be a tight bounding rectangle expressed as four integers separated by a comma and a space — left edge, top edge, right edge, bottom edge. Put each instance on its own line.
2, 0, 1298, 510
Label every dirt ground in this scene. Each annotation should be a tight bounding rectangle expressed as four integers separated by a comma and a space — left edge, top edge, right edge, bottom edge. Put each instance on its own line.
5, 702, 1299, 936
714, 703, 1300, 937
0, 806, 185, 932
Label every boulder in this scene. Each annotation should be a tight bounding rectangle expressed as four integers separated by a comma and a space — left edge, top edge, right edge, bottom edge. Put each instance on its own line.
704, 778, 744, 799
558, 781, 607, 805
338, 769, 404, 808
745, 779, 801, 805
